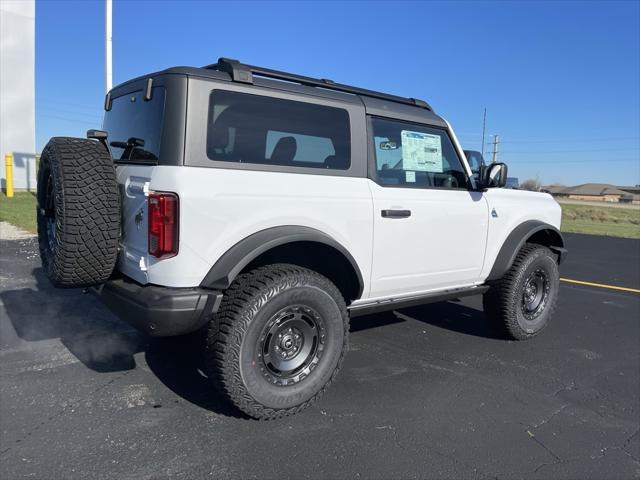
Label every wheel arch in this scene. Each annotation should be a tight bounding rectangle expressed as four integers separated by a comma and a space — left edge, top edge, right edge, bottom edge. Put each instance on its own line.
200, 226, 364, 303
487, 220, 566, 281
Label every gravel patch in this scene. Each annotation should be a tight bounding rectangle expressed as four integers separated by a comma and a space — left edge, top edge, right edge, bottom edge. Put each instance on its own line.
0, 221, 36, 240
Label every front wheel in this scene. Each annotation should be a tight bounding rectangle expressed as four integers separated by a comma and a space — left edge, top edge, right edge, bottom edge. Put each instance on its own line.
483, 244, 560, 340
205, 264, 349, 419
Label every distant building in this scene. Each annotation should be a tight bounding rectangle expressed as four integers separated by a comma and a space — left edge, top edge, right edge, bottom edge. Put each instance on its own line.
543, 183, 640, 204
617, 186, 640, 196
0, 0, 36, 191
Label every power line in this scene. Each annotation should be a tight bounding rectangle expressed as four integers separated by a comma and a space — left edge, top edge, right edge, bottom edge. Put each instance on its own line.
38, 106, 102, 121
456, 132, 484, 137
497, 136, 640, 144
499, 148, 640, 154
506, 158, 638, 163
40, 114, 101, 126
38, 97, 103, 111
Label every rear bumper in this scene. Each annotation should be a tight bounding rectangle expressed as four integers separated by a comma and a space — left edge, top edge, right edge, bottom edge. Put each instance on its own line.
93, 277, 223, 337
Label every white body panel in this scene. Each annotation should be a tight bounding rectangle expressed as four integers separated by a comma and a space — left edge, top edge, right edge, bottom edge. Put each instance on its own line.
114, 163, 561, 301
116, 165, 153, 284
367, 182, 488, 300
116, 165, 374, 291
480, 189, 562, 279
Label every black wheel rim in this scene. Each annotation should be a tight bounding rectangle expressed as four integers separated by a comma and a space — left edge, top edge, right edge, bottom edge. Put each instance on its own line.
521, 267, 550, 321
258, 305, 326, 386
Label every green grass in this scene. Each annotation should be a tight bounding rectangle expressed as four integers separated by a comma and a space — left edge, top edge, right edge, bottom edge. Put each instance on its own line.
561, 203, 640, 239
0, 191, 37, 233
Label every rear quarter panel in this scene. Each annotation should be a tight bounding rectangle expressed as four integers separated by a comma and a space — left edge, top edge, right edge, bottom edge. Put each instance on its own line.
145, 167, 374, 292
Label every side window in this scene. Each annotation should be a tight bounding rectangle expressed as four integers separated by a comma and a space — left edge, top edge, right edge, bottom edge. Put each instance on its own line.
370, 117, 468, 189
265, 131, 335, 164
207, 91, 351, 170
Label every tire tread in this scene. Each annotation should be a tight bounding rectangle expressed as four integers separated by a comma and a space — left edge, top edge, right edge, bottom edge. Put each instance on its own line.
205, 264, 349, 420
483, 243, 558, 340
37, 137, 120, 287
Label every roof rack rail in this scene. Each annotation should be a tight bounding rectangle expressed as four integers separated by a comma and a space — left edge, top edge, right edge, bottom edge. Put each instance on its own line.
203, 57, 432, 111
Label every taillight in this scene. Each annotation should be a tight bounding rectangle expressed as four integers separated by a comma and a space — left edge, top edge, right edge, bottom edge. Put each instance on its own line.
148, 192, 179, 259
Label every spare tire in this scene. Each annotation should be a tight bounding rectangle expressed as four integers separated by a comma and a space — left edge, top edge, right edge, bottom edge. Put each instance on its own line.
36, 137, 120, 287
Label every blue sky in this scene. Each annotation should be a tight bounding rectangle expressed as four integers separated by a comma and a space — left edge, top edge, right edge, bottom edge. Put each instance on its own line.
36, 0, 640, 186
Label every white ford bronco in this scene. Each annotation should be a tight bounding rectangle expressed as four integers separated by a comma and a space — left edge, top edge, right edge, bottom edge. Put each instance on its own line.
36, 58, 566, 419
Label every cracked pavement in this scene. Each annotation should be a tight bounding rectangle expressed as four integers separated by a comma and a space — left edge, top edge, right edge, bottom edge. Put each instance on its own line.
1, 233, 639, 479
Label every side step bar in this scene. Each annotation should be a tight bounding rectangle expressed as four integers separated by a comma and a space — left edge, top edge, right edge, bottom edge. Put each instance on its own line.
348, 285, 489, 318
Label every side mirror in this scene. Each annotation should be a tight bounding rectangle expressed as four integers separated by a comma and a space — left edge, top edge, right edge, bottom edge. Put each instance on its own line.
480, 162, 508, 189
86, 129, 108, 140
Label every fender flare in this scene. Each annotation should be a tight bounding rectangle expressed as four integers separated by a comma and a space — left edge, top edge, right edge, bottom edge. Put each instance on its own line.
487, 220, 566, 281
199, 225, 365, 298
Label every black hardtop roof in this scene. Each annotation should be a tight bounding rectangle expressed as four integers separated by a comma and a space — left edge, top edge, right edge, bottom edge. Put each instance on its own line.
110, 58, 447, 127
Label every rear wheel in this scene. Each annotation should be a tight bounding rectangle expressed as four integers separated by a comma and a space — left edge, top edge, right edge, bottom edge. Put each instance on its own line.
36, 137, 120, 287
483, 243, 559, 340
205, 264, 349, 419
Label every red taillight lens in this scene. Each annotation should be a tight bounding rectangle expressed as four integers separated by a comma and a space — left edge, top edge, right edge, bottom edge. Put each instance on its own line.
148, 192, 179, 259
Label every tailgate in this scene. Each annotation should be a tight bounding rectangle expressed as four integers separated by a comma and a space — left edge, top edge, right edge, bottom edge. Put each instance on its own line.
115, 165, 154, 284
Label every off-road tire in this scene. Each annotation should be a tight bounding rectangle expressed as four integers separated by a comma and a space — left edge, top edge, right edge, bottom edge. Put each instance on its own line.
483, 243, 559, 340
205, 264, 349, 420
36, 137, 120, 287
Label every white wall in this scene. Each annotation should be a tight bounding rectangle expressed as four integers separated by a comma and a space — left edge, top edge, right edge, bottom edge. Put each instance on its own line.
0, 0, 36, 190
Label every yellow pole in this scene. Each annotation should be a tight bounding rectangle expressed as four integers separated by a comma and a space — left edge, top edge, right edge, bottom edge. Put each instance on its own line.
5, 153, 13, 198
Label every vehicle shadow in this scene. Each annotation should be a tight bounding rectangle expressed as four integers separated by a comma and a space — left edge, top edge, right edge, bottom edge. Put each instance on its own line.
0, 264, 243, 417
2, 257, 500, 419
351, 298, 504, 340
144, 334, 244, 418
2, 266, 144, 372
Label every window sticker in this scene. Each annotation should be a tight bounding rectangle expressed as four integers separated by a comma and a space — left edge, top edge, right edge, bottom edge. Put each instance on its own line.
401, 130, 443, 173
405, 170, 416, 183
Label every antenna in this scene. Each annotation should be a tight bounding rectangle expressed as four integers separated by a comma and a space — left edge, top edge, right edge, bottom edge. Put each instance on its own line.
481, 108, 486, 158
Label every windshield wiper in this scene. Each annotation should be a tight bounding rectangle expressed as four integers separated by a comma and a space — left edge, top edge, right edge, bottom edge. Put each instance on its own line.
110, 137, 145, 149
110, 137, 158, 164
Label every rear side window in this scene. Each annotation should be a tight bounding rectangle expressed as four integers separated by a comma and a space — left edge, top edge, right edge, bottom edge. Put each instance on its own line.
103, 87, 166, 163
207, 91, 351, 170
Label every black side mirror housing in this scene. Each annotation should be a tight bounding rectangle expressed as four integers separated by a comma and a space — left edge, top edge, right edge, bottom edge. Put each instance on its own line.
479, 162, 508, 189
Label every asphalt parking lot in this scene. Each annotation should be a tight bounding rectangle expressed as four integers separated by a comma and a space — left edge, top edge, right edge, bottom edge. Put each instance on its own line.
1, 233, 638, 479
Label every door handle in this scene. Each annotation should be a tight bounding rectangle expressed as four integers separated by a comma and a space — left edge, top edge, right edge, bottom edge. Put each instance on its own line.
381, 209, 411, 218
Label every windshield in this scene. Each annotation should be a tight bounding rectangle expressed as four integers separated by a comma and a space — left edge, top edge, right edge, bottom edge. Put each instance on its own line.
464, 150, 484, 174
102, 87, 166, 163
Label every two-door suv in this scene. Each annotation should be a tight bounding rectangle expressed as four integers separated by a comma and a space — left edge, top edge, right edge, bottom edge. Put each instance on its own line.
37, 58, 566, 419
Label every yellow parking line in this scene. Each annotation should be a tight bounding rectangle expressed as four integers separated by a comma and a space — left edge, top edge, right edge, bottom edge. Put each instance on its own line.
560, 278, 640, 294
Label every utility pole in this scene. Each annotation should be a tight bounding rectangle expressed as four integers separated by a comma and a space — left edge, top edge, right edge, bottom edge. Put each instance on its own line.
491, 134, 500, 163
105, 0, 113, 93
481, 108, 487, 158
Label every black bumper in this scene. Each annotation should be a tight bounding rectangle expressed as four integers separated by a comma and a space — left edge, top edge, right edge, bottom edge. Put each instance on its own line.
94, 277, 223, 337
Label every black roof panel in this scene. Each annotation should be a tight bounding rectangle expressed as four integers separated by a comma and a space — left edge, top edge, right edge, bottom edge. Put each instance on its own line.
110, 60, 446, 126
